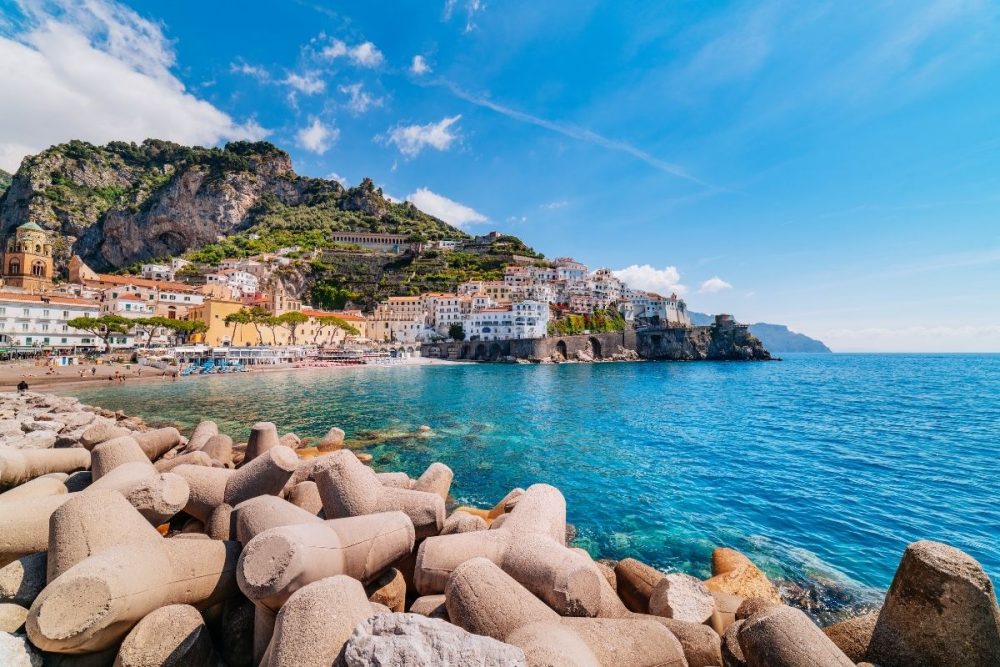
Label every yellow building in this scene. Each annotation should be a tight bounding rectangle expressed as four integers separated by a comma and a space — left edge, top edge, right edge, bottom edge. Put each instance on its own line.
2, 222, 54, 292
186, 299, 367, 347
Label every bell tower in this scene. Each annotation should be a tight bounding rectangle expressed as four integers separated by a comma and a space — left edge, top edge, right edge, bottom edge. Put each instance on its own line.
3, 222, 54, 292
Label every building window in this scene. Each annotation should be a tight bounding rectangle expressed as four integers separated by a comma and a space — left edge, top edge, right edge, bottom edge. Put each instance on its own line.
22, 308, 29, 317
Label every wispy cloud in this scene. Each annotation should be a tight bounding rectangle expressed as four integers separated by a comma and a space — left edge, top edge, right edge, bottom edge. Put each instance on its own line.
321, 39, 384, 67
230, 61, 269, 81
339, 82, 382, 114
439, 81, 710, 187
381, 115, 461, 158
407, 187, 486, 227
443, 0, 486, 32
540, 200, 568, 210
284, 71, 325, 95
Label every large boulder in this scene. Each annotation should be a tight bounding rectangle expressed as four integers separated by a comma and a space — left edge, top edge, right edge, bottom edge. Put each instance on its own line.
649, 572, 716, 623
342, 613, 527, 666
866, 540, 1000, 667
0, 632, 41, 667
706, 548, 781, 604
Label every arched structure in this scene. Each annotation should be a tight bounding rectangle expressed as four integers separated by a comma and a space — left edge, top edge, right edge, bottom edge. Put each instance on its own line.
2, 222, 54, 291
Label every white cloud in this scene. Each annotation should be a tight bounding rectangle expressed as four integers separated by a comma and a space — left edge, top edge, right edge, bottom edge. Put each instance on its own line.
406, 188, 486, 228
296, 118, 338, 155
382, 115, 461, 158
0, 0, 266, 172
326, 172, 348, 186
613, 265, 687, 296
540, 200, 568, 210
339, 82, 382, 114
699, 276, 733, 293
411, 55, 431, 75
284, 71, 325, 95
444, 0, 486, 32
321, 39, 384, 67
230, 61, 269, 80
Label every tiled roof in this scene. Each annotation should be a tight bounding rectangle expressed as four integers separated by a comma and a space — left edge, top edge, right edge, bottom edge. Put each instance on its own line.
0, 291, 99, 307
84, 274, 197, 292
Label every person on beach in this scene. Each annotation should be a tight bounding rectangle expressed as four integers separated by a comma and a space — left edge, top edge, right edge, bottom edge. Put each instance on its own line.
17, 380, 28, 394
91, 367, 96, 376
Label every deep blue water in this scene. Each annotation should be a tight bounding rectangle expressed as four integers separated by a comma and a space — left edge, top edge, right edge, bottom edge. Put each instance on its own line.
61, 354, 1000, 618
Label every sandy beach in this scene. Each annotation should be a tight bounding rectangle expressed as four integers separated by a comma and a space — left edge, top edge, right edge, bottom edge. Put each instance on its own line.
0, 355, 456, 391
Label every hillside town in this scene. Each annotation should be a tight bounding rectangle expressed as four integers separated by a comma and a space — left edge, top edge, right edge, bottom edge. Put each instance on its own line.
0, 223, 691, 367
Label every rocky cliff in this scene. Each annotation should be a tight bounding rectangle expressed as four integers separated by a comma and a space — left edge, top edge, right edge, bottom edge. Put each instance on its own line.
0, 169, 11, 197
0, 140, 462, 272
636, 322, 772, 360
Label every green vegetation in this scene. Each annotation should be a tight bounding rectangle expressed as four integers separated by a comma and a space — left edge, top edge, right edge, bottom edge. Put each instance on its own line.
547, 307, 626, 336
131, 316, 207, 347
66, 315, 131, 350
0, 168, 12, 197
312, 316, 360, 344
448, 323, 466, 341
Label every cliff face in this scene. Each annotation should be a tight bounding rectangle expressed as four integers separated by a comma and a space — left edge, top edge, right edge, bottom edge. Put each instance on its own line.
0, 140, 460, 273
0, 169, 11, 197
636, 324, 771, 360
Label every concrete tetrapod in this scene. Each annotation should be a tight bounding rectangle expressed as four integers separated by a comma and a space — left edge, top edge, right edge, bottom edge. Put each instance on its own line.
244, 422, 281, 462
113, 604, 218, 667
237, 511, 415, 611
0, 475, 67, 503
0, 463, 188, 561
866, 540, 1000, 667
90, 436, 150, 480
445, 557, 687, 667
259, 575, 374, 667
736, 605, 854, 667
173, 445, 299, 522
0, 447, 91, 486
314, 449, 445, 539
131, 427, 182, 461
416, 483, 606, 617
183, 420, 218, 453
26, 498, 240, 654
45, 489, 162, 582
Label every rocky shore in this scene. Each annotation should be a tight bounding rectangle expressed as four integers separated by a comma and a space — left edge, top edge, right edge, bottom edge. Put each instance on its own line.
1, 391, 998, 667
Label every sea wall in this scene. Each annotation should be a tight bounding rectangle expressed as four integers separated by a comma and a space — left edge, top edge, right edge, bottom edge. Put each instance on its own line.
421, 319, 770, 362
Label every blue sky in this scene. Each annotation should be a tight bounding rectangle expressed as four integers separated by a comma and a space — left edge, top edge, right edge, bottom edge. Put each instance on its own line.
1, 0, 999, 351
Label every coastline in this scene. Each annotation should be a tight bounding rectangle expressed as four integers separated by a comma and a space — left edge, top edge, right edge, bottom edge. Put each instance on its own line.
0, 355, 456, 391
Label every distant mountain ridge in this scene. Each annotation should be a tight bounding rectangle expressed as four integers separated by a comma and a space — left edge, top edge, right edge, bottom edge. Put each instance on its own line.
690, 312, 831, 353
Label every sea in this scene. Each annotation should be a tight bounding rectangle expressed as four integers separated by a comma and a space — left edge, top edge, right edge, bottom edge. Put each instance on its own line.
61, 353, 1000, 621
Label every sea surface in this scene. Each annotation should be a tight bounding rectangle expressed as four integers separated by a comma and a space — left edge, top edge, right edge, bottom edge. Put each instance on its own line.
62, 354, 1000, 620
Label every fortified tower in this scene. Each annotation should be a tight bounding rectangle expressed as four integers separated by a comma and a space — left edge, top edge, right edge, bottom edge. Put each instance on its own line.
2, 222, 54, 291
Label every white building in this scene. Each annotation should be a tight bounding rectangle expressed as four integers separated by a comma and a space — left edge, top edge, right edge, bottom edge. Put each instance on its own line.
206, 270, 260, 297
102, 293, 156, 318
464, 300, 548, 341
141, 263, 175, 282
554, 258, 588, 282
0, 292, 110, 350
370, 296, 430, 343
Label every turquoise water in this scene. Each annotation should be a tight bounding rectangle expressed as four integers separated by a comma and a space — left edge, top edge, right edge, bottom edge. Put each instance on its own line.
62, 354, 1000, 619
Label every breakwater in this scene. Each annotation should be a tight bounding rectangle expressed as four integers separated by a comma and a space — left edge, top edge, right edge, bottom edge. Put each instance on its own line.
1, 389, 999, 666
423, 316, 770, 362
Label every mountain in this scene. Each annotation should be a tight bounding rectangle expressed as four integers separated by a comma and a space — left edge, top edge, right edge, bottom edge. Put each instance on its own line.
0, 139, 465, 272
0, 169, 11, 197
689, 312, 831, 353
748, 323, 831, 353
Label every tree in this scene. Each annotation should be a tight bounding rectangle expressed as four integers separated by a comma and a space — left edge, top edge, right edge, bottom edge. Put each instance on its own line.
223, 310, 251, 346
131, 316, 174, 348
248, 306, 270, 344
448, 322, 465, 341
161, 319, 207, 345
67, 315, 131, 351
312, 316, 361, 345
276, 311, 308, 345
